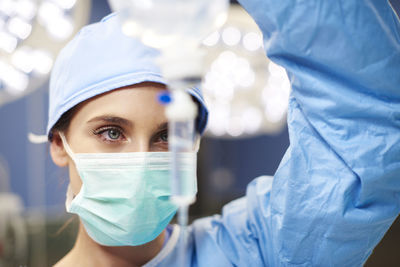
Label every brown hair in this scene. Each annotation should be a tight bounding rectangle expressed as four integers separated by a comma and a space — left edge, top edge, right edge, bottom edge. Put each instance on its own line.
48, 106, 78, 141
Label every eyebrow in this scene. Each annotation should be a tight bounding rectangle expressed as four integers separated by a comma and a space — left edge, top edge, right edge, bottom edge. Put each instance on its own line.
157, 122, 168, 131
87, 115, 133, 127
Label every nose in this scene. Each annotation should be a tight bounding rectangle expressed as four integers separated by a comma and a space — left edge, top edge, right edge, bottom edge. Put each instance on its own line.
132, 135, 151, 153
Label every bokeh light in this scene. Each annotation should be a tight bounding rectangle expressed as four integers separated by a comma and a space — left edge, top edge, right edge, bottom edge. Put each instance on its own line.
0, 0, 90, 107
201, 5, 290, 139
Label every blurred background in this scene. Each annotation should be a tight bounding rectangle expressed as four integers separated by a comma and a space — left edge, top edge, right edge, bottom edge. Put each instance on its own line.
0, 0, 398, 266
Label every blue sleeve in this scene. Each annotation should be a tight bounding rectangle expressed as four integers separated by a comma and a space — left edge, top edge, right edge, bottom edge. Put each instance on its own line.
232, 0, 400, 266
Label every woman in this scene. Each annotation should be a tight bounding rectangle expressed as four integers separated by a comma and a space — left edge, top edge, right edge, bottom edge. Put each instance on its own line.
48, 12, 208, 266
48, 0, 400, 266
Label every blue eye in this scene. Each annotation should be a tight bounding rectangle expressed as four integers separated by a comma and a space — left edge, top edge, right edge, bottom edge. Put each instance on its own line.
93, 126, 126, 143
107, 129, 121, 140
160, 131, 168, 142
151, 130, 169, 151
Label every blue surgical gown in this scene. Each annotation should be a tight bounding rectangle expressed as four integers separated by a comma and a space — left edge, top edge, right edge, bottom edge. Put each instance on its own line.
144, 0, 400, 266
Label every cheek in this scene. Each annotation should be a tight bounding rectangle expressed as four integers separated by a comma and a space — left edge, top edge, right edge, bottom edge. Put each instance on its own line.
68, 161, 83, 195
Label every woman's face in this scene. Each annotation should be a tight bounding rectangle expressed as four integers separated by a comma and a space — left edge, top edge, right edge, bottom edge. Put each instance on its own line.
51, 82, 168, 196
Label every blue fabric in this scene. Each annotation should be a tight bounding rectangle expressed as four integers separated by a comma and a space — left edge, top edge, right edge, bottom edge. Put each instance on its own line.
46, 13, 208, 136
148, 0, 400, 266
390, 0, 400, 20
162, 225, 173, 248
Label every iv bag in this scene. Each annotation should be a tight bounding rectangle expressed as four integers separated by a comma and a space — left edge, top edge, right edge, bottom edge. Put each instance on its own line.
108, 0, 229, 49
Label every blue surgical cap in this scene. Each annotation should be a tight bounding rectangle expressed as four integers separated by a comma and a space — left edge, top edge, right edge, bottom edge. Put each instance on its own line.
47, 13, 208, 137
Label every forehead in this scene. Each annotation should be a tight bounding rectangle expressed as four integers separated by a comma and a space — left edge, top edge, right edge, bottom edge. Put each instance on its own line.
70, 82, 167, 127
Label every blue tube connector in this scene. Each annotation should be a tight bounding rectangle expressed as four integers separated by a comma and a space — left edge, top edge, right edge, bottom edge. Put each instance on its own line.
158, 91, 172, 105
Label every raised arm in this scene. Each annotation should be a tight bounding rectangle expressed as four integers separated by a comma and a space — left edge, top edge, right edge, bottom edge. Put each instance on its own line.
235, 0, 400, 265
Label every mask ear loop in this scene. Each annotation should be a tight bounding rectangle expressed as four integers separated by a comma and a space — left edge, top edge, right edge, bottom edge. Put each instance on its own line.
59, 133, 78, 211
65, 183, 75, 211
193, 134, 201, 152
59, 132, 76, 161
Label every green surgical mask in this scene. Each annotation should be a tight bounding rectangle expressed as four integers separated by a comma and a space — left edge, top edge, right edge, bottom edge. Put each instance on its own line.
60, 133, 197, 246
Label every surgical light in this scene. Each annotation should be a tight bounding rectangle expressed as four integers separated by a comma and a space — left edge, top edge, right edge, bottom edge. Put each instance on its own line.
0, 18, 5, 29
242, 107, 263, 134
7, 17, 32, 40
243, 31, 263, 51
53, 0, 77, 10
201, 5, 290, 139
11, 46, 34, 73
38, 0, 75, 41
0, 0, 91, 108
32, 50, 53, 75
0, 31, 18, 53
202, 31, 220, 47
15, 0, 37, 20
222, 26, 241, 46
0, 0, 16, 16
0, 64, 29, 94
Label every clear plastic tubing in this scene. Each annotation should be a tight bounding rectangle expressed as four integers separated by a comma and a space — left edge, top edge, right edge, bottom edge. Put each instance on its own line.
166, 90, 197, 266
170, 120, 193, 267
170, 121, 195, 201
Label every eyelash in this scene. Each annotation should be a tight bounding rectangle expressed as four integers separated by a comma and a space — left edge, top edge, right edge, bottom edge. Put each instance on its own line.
155, 130, 168, 143
92, 126, 168, 146
92, 126, 126, 143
